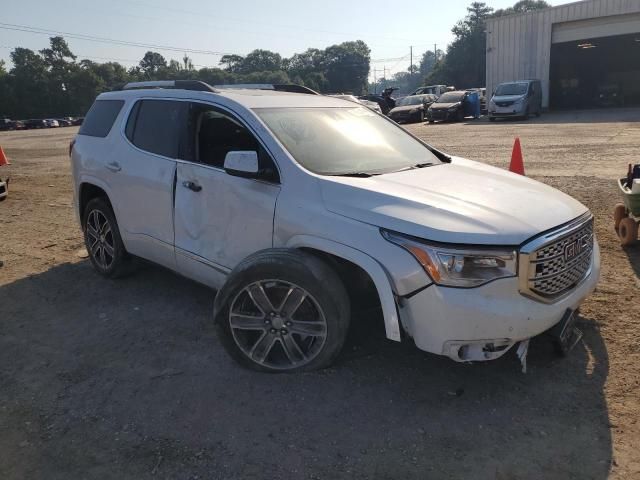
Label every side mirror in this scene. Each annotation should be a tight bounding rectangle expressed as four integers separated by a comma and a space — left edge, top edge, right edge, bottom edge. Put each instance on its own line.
224, 151, 259, 178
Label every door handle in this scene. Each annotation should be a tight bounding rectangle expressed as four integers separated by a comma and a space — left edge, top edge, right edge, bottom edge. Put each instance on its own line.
105, 161, 121, 172
182, 180, 202, 192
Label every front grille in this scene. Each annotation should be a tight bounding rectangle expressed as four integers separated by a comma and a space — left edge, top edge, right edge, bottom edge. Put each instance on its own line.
496, 101, 514, 107
524, 218, 594, 299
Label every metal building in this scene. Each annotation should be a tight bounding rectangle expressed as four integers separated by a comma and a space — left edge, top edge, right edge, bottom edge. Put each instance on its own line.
486, 0, 640, 110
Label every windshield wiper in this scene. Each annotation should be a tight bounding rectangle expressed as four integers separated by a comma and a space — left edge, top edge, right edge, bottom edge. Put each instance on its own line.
413, 162, 436, 168
330, 172, 376, 178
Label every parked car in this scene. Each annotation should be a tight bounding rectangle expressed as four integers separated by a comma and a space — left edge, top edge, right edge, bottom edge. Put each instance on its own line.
24, 119, 48, 129
57, 117, 75, 127
411, 85, 449, 97
13, 120, 26, 130
328, 94, 383, 114
388, 94, 437, 123
72, 117, 85, 126
45, 119, 60, 128
488, 80, 542, 121
71, 79, 600, 372
359, 88, 398, 115
0, 118, 15, 131
426, 90, 470, 123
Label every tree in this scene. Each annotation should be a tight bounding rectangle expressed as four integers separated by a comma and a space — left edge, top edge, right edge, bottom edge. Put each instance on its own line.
494, 0, 550, 17
240, 49, 283, 74
323, 40, 370, 93
426, 2, 493, 89
139, 51, 167, 77
219, 54, 244, 73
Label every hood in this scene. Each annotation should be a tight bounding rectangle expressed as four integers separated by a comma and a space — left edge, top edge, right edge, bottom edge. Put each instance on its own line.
390, 105, 423, 114
430, 102, 460, 110
319, 157, 588, 245
492, 94, 525, 103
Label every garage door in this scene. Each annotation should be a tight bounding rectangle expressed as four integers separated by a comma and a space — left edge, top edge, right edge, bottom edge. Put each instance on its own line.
549, 25, 640, 110
552, 13, 640, 44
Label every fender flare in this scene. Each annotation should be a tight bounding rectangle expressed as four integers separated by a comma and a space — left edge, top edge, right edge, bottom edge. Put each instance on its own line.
77, 175, 117, 219
286, 235, 401, 342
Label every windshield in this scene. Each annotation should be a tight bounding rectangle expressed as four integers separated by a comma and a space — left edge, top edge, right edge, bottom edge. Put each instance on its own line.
495, 82, 528, 96
436, 92, 464, 103
397, 95, 426, 106
255, 107, 440, 175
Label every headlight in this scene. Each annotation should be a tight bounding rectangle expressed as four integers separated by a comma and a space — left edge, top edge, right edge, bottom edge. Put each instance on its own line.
409, 108, 418, 114
489, 99, 496, 107
382, 230, 517, 287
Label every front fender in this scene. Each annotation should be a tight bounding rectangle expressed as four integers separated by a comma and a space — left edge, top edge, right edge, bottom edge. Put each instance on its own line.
286, 235, 401, 342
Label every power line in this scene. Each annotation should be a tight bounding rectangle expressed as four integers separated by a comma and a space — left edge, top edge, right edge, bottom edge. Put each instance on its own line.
0, 22, 233, 56
0, 24, 411, 67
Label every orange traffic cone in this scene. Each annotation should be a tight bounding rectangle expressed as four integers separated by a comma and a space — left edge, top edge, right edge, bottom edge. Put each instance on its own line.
0, 146, 10, 166
509, 137, 525, 175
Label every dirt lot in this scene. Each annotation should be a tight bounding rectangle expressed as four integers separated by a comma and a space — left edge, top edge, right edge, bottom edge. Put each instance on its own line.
1, 110, 639, 479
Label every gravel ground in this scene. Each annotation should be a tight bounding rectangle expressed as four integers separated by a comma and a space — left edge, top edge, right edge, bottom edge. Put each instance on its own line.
1, 110, 639, 479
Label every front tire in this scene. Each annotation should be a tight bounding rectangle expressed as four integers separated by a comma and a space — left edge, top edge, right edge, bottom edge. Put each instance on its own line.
214, 249, 350, 372
83, 197, 131, 278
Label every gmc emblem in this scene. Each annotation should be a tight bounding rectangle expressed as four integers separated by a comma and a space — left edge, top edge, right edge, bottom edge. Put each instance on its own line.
564, 235, 589, 262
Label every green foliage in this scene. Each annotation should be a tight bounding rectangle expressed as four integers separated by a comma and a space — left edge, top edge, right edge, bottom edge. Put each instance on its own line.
493, 0, 550, 17
0, 37, 372, 119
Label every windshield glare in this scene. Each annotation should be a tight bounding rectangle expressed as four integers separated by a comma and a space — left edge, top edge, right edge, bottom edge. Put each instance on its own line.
495, 83, 528, 96
397, 95, 426, 106
436, 93, 464, 103
255, 107, 440, 175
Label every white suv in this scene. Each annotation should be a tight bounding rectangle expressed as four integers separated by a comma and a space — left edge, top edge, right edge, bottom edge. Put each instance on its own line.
71, 80, 600, 372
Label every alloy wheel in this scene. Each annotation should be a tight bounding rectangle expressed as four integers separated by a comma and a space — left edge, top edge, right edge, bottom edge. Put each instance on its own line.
86, 209, 115, 270
229, 280, 328, 370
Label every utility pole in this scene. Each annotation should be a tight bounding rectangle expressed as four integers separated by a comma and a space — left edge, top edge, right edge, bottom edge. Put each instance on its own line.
410, 45, 413, 82
434, 43, 438, 62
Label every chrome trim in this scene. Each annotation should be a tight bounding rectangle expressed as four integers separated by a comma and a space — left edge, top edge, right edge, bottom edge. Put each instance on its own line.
518, 212, 594, 303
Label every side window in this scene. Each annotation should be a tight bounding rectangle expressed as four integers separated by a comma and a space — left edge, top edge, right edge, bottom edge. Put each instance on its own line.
126, 100, 184, 158
79, 100, 124, 137
185, 103, 279, 182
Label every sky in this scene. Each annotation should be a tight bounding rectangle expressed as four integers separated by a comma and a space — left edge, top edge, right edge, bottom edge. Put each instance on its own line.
0, 0, 564, 81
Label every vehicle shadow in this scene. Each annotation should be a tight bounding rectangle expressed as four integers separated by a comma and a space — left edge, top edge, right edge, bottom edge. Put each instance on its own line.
623, 245, 640, 279
0, 261, 612, 480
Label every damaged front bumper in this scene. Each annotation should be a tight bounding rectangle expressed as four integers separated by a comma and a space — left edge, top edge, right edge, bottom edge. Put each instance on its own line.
398, 242, 600, 362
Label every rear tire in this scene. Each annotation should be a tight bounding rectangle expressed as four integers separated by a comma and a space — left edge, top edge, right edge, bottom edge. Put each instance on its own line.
619, 218, 638, 246
614, 203, 627, 231
214, 249, 350, 373
83, 197, 132, 278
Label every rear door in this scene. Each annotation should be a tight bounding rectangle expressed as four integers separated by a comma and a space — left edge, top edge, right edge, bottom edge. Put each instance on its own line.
173, 102, 281, 288
110, 99, 185, 268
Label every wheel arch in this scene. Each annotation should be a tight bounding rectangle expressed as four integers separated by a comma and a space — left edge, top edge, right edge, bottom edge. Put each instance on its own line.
77, 177, 114, 228
285, 235, 401, 342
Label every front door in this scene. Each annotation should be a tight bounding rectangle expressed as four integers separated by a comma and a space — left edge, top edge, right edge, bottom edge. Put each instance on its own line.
173, 102, 281, 288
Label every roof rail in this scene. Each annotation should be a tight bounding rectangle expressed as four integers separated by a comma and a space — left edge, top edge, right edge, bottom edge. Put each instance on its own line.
215, 83, 319, 95
121, 80, 218, 93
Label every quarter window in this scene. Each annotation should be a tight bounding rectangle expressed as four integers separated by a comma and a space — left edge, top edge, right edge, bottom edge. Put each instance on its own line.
126, 100, 184, 158
79, 100, 124, 138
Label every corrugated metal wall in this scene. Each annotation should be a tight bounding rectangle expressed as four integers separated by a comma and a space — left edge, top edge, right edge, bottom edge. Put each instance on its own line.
486, 0, 640, 108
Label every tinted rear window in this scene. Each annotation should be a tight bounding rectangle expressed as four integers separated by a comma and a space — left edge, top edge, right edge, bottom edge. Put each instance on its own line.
126, 100, 183, 158
79, 100, 124, 137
